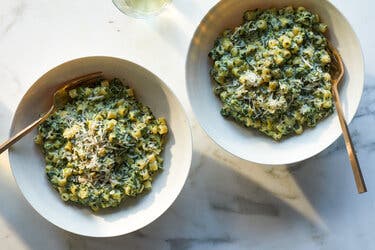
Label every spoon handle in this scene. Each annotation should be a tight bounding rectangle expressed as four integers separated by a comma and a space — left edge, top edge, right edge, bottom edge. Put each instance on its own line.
0, 106, 54, 155
332, 87, 367, 193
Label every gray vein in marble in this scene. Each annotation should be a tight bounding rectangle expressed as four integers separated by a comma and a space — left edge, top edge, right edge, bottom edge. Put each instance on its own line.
356, 141, 375, 152
288, 162, 307, 172
166, 235, 233, 250
210, 194, 279, 217
133, 230, 147, 239
309, 224, 328, 247
354, 81, 375, 119
0, 63, 23, 88
0, 2, 26, 38
186, 150, 203, 186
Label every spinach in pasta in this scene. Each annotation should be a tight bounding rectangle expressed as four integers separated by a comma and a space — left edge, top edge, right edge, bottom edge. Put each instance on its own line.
209, 6, 333, 140
35, 78, 168, 211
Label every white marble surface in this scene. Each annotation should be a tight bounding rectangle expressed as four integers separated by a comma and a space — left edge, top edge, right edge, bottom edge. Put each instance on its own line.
0, 0, 374, 249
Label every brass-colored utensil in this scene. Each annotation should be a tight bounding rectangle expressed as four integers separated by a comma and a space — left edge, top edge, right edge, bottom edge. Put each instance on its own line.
0, 72, 103, 155
328, 43, 367, 193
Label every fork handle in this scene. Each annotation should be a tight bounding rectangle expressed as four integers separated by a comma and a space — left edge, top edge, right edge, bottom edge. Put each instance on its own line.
0, 106, 54, 155
332, 87, 367, 193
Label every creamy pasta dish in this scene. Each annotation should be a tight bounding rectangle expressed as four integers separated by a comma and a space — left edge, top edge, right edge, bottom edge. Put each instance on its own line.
35, 78, 168, 211
209, 6, 333, 140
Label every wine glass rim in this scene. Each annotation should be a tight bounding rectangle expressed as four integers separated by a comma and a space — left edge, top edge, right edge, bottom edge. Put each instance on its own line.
112, 0, 172, 18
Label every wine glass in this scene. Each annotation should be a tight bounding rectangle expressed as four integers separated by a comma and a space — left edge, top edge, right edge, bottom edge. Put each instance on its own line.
113, 0, 172, 18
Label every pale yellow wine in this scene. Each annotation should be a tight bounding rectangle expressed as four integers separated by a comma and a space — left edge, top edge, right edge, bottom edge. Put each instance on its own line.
114, 0, 171, 17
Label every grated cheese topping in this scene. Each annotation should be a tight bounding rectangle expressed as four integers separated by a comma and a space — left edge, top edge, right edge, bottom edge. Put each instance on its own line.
35, 78, 168, 211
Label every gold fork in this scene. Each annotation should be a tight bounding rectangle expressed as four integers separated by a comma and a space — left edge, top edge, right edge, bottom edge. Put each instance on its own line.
328, 43, 367, 193
0, 72, 103, 155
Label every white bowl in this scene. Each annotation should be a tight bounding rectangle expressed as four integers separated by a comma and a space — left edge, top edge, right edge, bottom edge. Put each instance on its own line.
9, 56, 192, 237
186, 0, 364, 165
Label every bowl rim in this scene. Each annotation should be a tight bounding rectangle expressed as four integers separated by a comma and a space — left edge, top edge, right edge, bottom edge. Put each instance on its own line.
8, 55, 193, 237
185, 0, 365, 165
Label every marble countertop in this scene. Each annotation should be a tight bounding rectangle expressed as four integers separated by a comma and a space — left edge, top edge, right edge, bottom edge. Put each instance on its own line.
0, 0, 374, 249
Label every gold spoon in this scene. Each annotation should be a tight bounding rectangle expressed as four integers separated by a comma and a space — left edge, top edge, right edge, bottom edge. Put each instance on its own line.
0, 72, 103, 155
328, 43, 367, 193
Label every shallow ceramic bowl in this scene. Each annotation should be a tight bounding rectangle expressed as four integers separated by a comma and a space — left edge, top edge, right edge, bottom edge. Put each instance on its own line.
9, 56, 192, 237
186, 0, 364, 165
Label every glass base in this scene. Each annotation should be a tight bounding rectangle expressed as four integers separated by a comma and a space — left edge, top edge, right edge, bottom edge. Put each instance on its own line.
113, 0, 172, 18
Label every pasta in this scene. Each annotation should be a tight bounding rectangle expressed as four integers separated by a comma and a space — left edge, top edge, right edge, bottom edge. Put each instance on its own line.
209, 6, 333, 140
35, 78, 168, 211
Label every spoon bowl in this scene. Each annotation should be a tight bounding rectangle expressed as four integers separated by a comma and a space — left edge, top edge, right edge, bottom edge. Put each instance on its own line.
0, 72, 103, 155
